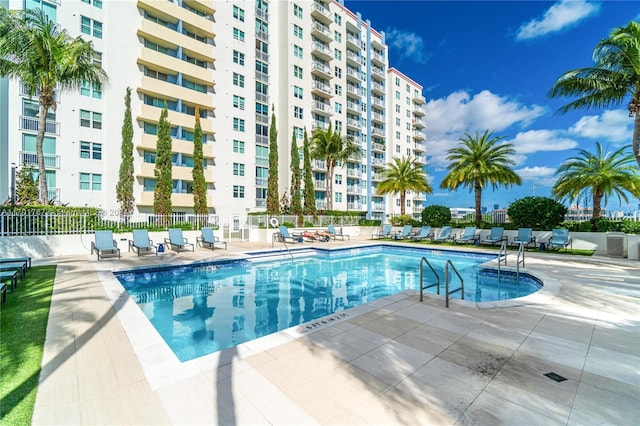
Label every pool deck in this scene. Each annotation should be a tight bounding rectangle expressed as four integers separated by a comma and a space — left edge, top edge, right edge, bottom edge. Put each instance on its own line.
31, 237, 639, 425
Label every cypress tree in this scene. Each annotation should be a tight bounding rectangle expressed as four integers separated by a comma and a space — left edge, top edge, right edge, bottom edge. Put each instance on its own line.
153, 105, 173, 220
266, 105, 279, 214
192, 106, 208, 215
289, 133, 302, 224
116, 87, 135, 219
302, 128, 316, 216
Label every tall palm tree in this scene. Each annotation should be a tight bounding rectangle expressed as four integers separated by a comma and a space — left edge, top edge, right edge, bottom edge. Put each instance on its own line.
0, 8, 106, 204
377, 156, 432, 216
549, 21, 640, 167
440, 130, 522, 225
552, 142, 640, 220
310, 124, 360, 211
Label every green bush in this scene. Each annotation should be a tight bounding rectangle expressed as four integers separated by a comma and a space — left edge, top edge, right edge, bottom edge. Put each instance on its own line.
565, 218, 640, 233
507, 197, 567, 230
281, 221, 296, 228
303, 221, 315, 227
421, 205, 451, 227
390, 215, 421, 226
358, 219, 381, 226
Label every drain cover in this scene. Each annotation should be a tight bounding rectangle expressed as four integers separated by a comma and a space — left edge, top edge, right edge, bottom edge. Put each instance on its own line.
544, 372, 567, 382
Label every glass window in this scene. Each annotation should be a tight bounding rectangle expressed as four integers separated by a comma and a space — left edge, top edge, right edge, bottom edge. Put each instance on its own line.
233, 50, 245, 65
293, 45, 303, 59
293, 127, 303, 139
294, 65, 302, 78
233, 118, 245, 132
293, 24, 303, 39
335, 192, 342, 203
293, 4, 302, 18
294, 106, 303, 119
335, 174, 342, 184
143, 178, 156, 191
81, 16, 91, 35
80, 173, 90, 190
233, 95, 245, 110
334, 13, 342, 25
335, 102, 342, 113
233, 72, 244, 87
233, 5, 244, 21
335, 84, 342, 96
80, 141, 102, 159
233, 27, 245, 41
93, 20, 102, 38
233, 163, 245, 176
334, 49, 342, 61
334, 31, 342, 42
233, 185, 245, 198
233, 140, 245, 153
294, 86, 303, 99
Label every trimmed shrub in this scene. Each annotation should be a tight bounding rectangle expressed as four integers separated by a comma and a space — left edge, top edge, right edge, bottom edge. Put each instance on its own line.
421, 205, 451, 227
507, 197, 567, 230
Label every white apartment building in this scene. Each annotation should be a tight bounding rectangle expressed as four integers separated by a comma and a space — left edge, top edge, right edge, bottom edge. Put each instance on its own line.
0, 0, 428, 221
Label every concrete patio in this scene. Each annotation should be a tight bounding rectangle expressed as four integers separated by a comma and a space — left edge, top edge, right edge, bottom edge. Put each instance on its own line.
31, 237, 639, 425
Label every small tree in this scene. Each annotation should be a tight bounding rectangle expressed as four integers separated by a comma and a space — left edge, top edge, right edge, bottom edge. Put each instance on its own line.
302, 128, 316, 216
192, 106, 208, 215
116, 87, 135, 219
421, 205, 451, 227
266, 105, 279, 214
289, 133, 302, 225
15, 164, 39, 205
153, 105, 173, 219
507, 196, 567, 230
280, 191, 291, 214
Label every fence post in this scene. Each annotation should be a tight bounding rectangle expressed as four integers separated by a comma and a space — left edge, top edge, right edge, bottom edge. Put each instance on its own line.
45, 212, 49, 236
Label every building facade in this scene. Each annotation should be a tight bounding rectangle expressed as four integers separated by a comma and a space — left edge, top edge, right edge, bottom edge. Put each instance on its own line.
0, 0, 428, 221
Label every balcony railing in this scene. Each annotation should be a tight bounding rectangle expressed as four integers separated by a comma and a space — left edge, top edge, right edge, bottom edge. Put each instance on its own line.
315, 201, 327, 210
20, 151, 61, 169
313, 160, 326, 169
314, 180, 326, 189
255, 177, 267, 187
347, 202, 360, 210
19, 116, 60, 136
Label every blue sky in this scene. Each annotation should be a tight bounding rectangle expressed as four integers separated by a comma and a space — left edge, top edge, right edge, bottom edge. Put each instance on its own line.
345, 0, 640, 213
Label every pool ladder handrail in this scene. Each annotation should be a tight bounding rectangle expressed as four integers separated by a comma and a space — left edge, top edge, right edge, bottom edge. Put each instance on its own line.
271, 222, 294, 260
515, 241, 525, 282
496, 239, 508, 279
419, 257, 464, 308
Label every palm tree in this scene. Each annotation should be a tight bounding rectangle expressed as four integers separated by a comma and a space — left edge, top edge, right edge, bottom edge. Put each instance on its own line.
0, 8, 106, 203
376, 156, 433, 216
310, 124, 360, 211
440, 130, 522, 225
552, 142, 640, 221
549, 21, 640, 167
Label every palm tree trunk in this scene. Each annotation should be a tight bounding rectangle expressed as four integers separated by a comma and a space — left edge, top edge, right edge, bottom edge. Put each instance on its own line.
326, 162, 333, 211
593, 192, 603, 220
37, 102, 49, 204
400, 191, 406, 215
633, 108, 640, 168
474, 183, 482, 225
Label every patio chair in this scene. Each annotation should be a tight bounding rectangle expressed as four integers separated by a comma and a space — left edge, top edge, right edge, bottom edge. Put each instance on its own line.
393, 225, 414, 240
411, 226, 432, 241
511, 228, 536, 249
432, 226, 453, 243
91, 230, 121, 260
128, 229, 157, 256
197, 227, 228, 250
164, 228, 194, 252
455, 227, 478, 245
327, 224, 349, 241
373, 224, 393, 239
1, 269, 19, 292
277, 226, 300, 244
481, 227, 507, 246
548, 228, 572, 251
0, 257, 31, 269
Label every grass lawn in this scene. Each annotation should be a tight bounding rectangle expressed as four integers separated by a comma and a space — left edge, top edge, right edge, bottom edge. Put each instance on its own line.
0, 265, 56, 424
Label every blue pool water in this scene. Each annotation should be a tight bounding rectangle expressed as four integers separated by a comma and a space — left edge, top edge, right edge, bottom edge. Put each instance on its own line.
115, 245, 542, 362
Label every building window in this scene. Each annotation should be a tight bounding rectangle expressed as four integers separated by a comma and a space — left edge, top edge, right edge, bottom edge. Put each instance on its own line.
293, 24, 303, 39
334, 102, 342, 113
80, 141, 102, 160
294, 106, 303, 119
396, 104, 401, 113
293, 4, 303, 18
233, 185, 245, 198
233, 140, 245, 154
396, 145, 401, 153
80, 110, 102, 129
233, 27, 245, 41
293, 86, 303, 99
335, 174, 342, 185
406, 122, 411, 130
334, 31, 342, 42
233, 118, 245, 132
80, 172, 102, 190
395, 91, 400, 100
233, 95, 245, 110
395, 77, 400, 86
335, 120, 342, 132
233, 163, 245, 176
334, 49, 342, 61
80, 16, 102, 38
233, 72, 245, 87
395, 131, 400, 140
334, 66, 342, 78
335, 192, 342, 203
294, 65, 303, 78
293, 45, 303, 59
334, 13, 342, 25
233, 50, 245, 65
80, 81, 102, 99
233, 5, 244, 21
82, 0, 103, 8
293, 127, 303, 139
335, 84, 342, 96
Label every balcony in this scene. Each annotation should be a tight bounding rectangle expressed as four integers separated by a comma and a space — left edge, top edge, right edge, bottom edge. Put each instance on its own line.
371, 112, 384, 124
412, 105, 426, 117
256, 177, 267, 187
371, 158, 385, 167
347, 84, 360, 97
311, 61, 332, 79
346, 169, 362, 178
412, 130, 426, 141
255, 70, 268, 83
311, 1, 331, 24
346, 67, 360, 82
346, 49, 360, 67
370, 51, 384, 66
412, 118, 426, 129
314, 180, 326, 190
138, 0, 215, 37
414, 154, 427, 165
346, 185, 360, 194
312, 100, 331, 116
313, 160, 326, 170
371, 142, 385, 152
255, 198, 266, 207
371, 81, 384, 95
311, 41, 332, 61
311, 21, 331, 42
138, 104, 214, 134
19, 151, 60, 169
256, 30, 269, 42
372, 97, 384, 108
413, 94, 426, 104
414, 142, 426, 152
371, 173, 384, 181
138, 47, 214, 84
20, 83, 60, 102
311, 81, 332, 97
312, 120, 329, 131
346, 118, 360, 130
138, 191, 214, 208
371, 127, 385, 138
255, 7, 268, 21
371, 66, 385, 80
137, 19, 213, 62
256, 134, 268, 145
346, 33, 361, 49
346, 202, 359, 210
346, 100, 360, 113
19, 116, 60, 136
255, 49, 269, 62
315, 201, 328, 210
139, 76, 212, 109
372, 203, 385, 211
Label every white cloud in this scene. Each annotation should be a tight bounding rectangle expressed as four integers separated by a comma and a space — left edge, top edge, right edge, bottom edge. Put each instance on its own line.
568, 110, 634, 144
385, 28, 431, 64
516, 0, 599, 41
508, 129, 579, 154
515, 166, 558, 187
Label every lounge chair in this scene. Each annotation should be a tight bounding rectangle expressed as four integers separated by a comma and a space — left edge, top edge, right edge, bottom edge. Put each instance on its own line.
276, 226, 300, 244
91, 230, 121, 260
481, 227, 507, 246
0, 257, 31, 269
128, 229, 157, 256
373, 224, 392, 239
197, 227, 228, 250
548, 228, 572, 251
393, 225, 414, 240
327, 225, 349, 241
411, 226, 432, 241
165, 228, 195, 252
511, 228, 536, 249
456, 227, 478, 245
1, 269, 19, 292
432, 226, 453, 243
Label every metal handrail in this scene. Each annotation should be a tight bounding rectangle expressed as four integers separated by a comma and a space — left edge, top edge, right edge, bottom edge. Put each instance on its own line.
445, 260, 464, 308
419, 257, 440, 302
516, 242, 525, 281
496, 239, 508, 279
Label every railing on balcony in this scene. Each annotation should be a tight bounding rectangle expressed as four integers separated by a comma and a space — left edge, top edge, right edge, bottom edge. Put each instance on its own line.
311, 81, 331, 94
256, 50, 269, 62
371, 158, 385, 166
347, 169, 362, 177
315, 201, 327, 210
347, 202, 360, 210
313, 160, 326, 169
312, 61, 332, 75
19, 151, 61, 169
256, 93, 268, 104
312, 1, 330, 17
311, 120, 329, 130
256, 134, 268, 145
255, 70, 268, 82
314, 180, 326, 189
255, 7, 268, 20
313, 100, 330, 112
312, 41, 330, 55
312, 21, 331, 37
371, 128, 385, 137
256, 177, 268, 187
347, 118, 360, 128
19, 116, 60, 136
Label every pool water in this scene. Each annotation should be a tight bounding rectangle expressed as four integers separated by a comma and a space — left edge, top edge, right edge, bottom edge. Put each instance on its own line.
115, 246, 541, 362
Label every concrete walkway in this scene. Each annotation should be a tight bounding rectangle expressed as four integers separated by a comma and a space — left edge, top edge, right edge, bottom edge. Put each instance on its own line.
31, 238, 639, 425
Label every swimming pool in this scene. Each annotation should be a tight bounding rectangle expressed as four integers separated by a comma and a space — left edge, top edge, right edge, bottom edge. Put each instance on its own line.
115, 245, 542, 362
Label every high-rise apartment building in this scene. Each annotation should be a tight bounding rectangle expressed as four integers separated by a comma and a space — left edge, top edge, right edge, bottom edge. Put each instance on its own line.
0, 0, 427, 221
